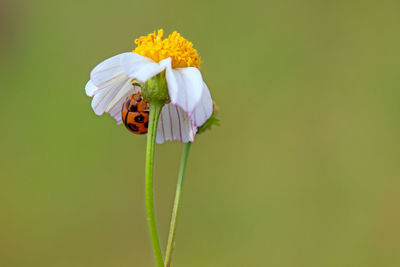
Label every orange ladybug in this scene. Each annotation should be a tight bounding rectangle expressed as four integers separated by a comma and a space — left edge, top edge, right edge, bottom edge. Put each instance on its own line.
121, 92, 150, 134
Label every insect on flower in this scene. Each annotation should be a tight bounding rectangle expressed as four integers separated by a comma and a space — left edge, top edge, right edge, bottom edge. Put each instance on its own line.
85, 29, 213, 143
121, 91, 150, 134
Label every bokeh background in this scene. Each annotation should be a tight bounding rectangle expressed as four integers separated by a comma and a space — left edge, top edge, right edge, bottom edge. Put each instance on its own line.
1, 0, 400, 266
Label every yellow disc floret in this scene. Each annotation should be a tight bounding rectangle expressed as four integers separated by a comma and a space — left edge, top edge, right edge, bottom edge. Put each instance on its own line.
134, 29, 201, 69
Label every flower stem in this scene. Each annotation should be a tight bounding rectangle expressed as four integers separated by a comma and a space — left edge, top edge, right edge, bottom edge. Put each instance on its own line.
164, 142, 192, 267
145, 101, 164, 267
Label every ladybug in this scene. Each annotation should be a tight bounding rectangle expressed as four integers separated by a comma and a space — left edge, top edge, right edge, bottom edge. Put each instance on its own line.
121, 91, 150, 134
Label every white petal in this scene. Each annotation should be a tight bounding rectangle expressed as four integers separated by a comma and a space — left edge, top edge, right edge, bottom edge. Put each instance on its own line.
85, 80, 98, 97
106, 85, 139, 124
108, 95, 126, 125
105, 82, 138, 113
91, 75, 130, 115
165, 66, 204, 115
88, 53, 131, 115
191, 82, 213, 127
90, 53, 129, 89
121, 53, 166, 83
87, 53, 143, 121
156, 104, 197, 144
108, 101, 124, 124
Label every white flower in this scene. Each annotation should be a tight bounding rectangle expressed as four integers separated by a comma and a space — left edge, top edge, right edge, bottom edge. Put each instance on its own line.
85, 30, 213, 144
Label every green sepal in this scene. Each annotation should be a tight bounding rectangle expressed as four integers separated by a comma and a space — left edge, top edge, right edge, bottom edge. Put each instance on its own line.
197, 102, 220, 134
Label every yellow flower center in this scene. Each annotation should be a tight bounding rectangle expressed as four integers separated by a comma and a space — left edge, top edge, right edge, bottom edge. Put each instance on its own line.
133, 29, 201, 69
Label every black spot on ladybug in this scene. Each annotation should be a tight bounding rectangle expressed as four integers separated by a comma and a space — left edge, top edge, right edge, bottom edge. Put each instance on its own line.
130, 104, 138, 112
144, 111, 150, 114
136, 96, 142, 102
135, 114, 145, 123
144, 121, 148, 128
128, 123, 139, 132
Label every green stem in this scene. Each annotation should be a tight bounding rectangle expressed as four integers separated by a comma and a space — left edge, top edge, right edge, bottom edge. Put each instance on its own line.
164, 142, 192, 267
145, 102, 164, 267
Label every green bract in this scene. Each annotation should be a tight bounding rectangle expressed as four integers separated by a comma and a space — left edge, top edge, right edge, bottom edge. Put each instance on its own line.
142, 71, 170, 105
197, 102, 220, 134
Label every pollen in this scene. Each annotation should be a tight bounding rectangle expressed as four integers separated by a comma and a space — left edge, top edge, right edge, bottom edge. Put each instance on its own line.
133, 29, 201, 69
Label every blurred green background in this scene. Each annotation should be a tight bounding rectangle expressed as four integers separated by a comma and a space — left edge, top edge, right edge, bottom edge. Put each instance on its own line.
1, 0, 400, 266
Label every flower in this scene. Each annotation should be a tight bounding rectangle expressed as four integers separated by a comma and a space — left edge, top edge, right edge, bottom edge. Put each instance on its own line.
85, 29, 213, 144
